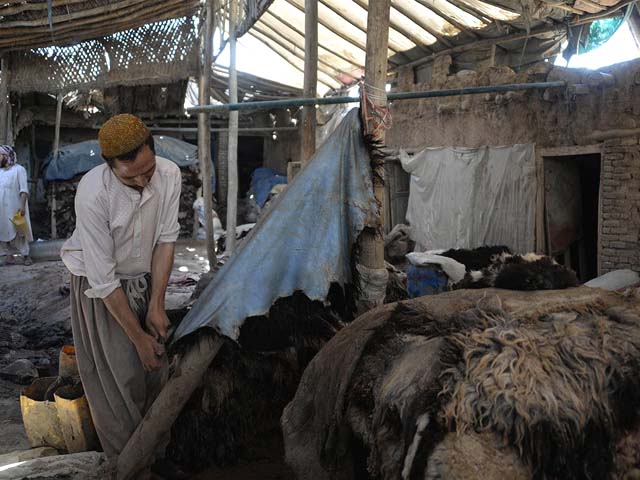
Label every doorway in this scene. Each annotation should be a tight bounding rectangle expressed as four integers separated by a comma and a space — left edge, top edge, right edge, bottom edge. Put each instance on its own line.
544, 150, 601, 282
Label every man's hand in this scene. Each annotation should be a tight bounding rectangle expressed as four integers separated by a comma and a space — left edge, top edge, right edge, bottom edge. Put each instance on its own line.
17, 208, 25, 216
133, 331, 164, 372
145, 305, 170, 340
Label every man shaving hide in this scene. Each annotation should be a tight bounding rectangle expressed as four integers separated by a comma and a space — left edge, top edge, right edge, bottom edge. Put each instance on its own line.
61, 114, 180, 471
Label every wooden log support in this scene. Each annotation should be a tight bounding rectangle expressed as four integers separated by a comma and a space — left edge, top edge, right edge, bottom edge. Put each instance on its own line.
357, 0, 390, 313
226, 0, 239, 254
50, 93, 63, 241
116, 333, 224, 480
198, 0, 216, 263
0, 56, 9, 145
301, 0, 318, 164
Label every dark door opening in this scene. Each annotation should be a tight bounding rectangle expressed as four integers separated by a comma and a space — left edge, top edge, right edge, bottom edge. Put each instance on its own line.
544, 153, 601, 282
238, 136, 264, 198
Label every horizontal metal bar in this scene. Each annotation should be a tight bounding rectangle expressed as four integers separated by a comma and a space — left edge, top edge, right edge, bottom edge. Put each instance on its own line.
150, 126, 299, 133
185, 81, 567, 113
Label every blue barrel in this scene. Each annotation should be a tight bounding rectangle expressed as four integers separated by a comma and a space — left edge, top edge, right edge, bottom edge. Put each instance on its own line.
407, 264, 449, 298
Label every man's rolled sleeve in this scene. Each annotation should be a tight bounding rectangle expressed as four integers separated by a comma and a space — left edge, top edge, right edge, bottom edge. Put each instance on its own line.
75, 190, 120, 299
157, 168, 182, 244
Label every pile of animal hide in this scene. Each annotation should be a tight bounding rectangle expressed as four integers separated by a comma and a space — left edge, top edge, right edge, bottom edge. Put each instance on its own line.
167, 285, 354, 469
45, 168, 200, 239
282, 287, 640, 480
440, 246, 580, 290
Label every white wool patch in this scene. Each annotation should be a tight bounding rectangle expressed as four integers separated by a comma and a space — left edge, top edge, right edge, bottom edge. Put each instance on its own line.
402, 413, 431, 480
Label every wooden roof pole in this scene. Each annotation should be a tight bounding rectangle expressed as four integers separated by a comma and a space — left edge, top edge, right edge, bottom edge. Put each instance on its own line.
225, 0, 239, 254
357, 0, 390, 313
0, 56, 8, 145
199, 0, 216, 265
301, 0, 318, 164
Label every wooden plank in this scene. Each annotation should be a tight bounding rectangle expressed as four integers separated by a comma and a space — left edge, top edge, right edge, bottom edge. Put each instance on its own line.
410, 0, 479, 39
198, 0, 216, 263
226, 0, 239, 255
301, 0, 318, 164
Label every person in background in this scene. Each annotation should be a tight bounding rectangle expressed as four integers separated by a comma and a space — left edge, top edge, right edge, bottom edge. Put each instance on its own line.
0, 145, 33, 266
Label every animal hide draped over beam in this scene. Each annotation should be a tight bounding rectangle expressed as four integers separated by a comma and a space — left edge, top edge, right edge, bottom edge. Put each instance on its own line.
171, 108, 378, 343
281, 287, 640, 480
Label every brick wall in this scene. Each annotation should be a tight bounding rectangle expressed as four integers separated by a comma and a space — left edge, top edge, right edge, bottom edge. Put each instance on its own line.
600, 138, 640, 273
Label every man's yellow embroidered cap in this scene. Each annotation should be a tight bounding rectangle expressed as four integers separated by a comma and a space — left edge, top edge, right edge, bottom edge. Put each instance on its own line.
98, 114, 151, 159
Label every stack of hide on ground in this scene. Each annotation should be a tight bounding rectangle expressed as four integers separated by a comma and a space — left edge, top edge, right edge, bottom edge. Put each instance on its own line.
282, 287, 640, 480
166, 109, 378, 470
437, 246, 579, 291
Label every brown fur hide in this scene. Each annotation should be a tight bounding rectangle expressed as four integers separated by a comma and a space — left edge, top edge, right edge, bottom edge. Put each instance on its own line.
282, 288, 640, 480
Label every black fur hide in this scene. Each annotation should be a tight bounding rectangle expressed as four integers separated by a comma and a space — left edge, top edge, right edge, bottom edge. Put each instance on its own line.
439, 245, 512, 272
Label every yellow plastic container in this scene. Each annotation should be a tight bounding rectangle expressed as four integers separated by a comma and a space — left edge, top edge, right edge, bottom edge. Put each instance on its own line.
54, 384, 100, 453
10, 211, 29, 236
20, 377, 66, 451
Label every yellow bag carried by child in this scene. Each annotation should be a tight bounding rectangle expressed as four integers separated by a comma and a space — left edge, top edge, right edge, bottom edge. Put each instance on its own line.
10, 211, 29, 236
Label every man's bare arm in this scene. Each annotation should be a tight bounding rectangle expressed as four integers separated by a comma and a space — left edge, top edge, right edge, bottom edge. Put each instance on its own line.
146, 242, 175, 339
103, 287, 164, 371
19, 192, 27, 215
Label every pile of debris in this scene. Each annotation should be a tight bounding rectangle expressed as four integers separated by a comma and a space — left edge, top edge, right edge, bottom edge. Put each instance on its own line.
282, 287, 640, 480
45, 167, 201, 239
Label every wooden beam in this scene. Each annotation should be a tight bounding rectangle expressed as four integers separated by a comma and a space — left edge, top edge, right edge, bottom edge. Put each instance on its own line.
254, 19, 359, 81
355, 0, 448, 49
283, 0, 397, 54
0, 0, 150, 29
252, 23, 352, 82
198, 0, 216, 264
263, 10, 365, 69
0, 2, 196, 50
226, 0, 239, 255
0, 56, 8, 145
442, 0, 493, 24
116, 333, 224, 480
0, 0, 88, 16
248, 31, 338, 90
396, 23, 566, 70
358, 0, 390, 312
411, 0, 480, 39
50, 94, 63, 241
301, 0, 318, 164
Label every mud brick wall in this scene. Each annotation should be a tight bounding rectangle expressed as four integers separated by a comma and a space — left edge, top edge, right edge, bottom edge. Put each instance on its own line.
600, 139, 640, 273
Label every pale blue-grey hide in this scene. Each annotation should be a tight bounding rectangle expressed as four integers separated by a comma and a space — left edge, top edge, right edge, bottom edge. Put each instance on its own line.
172, 109, 377, 342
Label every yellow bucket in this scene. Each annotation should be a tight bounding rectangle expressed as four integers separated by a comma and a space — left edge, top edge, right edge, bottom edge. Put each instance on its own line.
54, 384, 100, 454
20, 377, 66, 451
10, 211, 28, 236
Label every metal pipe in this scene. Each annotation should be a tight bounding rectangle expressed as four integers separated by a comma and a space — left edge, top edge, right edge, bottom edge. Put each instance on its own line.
150, 126, 298, 133
186, 81, 567, 113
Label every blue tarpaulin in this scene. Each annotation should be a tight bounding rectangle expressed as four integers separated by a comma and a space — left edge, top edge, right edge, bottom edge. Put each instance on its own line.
43, 135, 199, 181
250, 167, 287, 207
172, 109, 377, 342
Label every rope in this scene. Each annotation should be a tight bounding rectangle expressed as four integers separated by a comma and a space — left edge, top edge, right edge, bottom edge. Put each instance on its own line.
360, 80, 392, 137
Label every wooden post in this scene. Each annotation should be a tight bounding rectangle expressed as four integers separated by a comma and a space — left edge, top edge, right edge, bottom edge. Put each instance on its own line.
50, 93, 63, 240
198, 0, 216, 264
301, 0, 318, 163
357, 0, 391, 312
225, 0, 239, 254
116, 333, 224, 480
489, 44, 497, 67
0, 56, 9, 145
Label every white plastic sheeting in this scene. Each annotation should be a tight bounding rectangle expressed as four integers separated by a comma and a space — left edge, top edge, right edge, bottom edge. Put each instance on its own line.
400, 144, 536, 254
